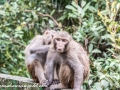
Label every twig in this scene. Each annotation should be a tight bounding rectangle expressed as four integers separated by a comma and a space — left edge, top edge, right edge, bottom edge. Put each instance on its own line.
23, 10, 60, 28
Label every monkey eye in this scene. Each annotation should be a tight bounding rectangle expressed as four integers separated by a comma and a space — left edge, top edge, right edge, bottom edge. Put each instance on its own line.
48, 42, 51, 45
56, 38, 60, 41
62, 39, 67, 42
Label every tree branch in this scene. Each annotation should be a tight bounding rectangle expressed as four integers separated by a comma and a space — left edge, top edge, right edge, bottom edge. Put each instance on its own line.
23, 10, 61, 28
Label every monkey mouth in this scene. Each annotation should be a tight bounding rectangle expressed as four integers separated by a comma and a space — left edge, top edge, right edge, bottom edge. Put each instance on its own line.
57, 49, 63, 52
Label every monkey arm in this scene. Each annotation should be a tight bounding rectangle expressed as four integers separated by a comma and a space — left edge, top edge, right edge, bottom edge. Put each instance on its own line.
67, 56, 84, 90
30, 45, 50, 54
45, 51, 56, 86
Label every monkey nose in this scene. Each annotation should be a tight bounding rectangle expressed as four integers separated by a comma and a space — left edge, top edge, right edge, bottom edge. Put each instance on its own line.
59, 45, 62, 47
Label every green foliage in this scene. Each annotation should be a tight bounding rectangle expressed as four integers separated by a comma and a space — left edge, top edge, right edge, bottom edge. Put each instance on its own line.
88, 58, 120, 89
55, 0, 120, 89
98, 0, 120, 53
0, 0, 5, 5
0, 0, 56, 77
0, 0, 120, 89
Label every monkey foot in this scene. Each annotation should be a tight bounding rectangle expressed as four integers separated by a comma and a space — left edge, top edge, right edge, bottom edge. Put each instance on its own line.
41, 80, 49, 87
52, 79, 60, 85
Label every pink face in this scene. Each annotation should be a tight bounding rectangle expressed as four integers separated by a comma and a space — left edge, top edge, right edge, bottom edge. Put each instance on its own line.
54, 37, 69, 52
44, 30, 54, 45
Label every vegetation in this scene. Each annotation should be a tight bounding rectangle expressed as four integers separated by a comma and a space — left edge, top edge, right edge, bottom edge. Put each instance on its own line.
0, 0, 120, 89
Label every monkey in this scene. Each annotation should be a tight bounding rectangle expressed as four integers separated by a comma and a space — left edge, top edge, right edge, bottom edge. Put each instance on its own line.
24, 30, 58, 86
45, 31, 90, 90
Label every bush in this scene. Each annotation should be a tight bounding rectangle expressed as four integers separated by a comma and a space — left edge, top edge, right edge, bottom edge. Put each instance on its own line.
0, 0, 120, 89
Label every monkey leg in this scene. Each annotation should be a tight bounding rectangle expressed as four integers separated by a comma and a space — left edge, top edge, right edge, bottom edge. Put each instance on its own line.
47, 62, 74, 90
52, 64, 60, 85
59, 62, 74, 88
44, 63, 60, 85
34, 59, 49, 86
28, 59, 48, 86
27, 62, 38, 83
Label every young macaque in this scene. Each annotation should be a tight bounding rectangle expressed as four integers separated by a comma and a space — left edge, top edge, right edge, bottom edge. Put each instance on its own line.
24, 30, 57, 86
45, 31, 90, 90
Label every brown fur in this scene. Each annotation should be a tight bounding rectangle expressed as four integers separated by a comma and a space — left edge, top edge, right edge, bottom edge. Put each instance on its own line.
28, 59, 44, 83
45, 31, 90, 90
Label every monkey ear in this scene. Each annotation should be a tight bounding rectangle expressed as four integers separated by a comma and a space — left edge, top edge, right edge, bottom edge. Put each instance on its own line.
44, 30, 50, 35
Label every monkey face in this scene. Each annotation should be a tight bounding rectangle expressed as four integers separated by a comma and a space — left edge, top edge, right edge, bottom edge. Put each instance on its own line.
44, 30, 55, 45
54, 37, 69, 53
44, 35, 52, 45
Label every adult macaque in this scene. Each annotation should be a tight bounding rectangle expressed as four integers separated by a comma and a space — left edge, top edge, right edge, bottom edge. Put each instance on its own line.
24, 30, 57, 86
45, 31, 90, 90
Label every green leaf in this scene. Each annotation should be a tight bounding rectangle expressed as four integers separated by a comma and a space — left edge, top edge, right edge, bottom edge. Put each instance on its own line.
88, 80, 93, 85
94, 82, 102, 90
1, 33, 10, 38
92, 49, 101, 53
0, 10, 5, 16
88, 6, 97, 12
68, 13, 77, 18
66, 5, 77, 11
26, 18, 32, 22
49, 19, 54, 27
78, 6, 84, 17
58, 15, 67, 21
32, 11, 38, 20
81, 0, 86, 7
89, 44, 93, 53
101, 34, 111, 39
101, 80, 109, 87
116, 3, 120, 12
83, 2, 90, 12
71, 1, 79, 9
95, 26, 103, 31
89, 14, 94, 23
50, 10, 55, 16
